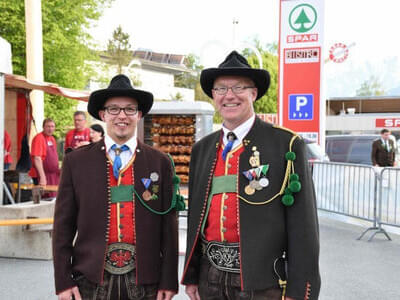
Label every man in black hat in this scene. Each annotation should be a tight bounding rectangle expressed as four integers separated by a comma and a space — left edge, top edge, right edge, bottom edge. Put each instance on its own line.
182, 51, 320, 300
53, 75, 178, 300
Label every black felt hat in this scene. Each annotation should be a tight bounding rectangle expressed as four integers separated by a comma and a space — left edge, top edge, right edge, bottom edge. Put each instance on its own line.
88, 74, 153, 120
200, 50, 270, 100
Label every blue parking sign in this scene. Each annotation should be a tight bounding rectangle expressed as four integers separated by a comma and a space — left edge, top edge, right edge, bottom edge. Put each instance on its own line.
289, 94, 313, 120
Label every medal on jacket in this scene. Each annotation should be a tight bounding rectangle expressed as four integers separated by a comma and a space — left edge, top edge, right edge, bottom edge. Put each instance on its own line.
243, 148, 270, 195
141, 178, 152, 201
249, 146, 260, 167
150, 172, 159, 182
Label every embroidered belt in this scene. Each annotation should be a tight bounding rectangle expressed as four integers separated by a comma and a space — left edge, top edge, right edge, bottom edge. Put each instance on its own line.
104, 242, 136, 275
201, 239, 240, 273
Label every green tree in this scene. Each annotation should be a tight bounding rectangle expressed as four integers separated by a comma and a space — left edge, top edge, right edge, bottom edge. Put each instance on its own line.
175, 53, 202, 89
356, 76, 385, 96
0, 0, 113, 138
295, 9, 311, 32
106, 25, 132, 74
243, 42, 279, 114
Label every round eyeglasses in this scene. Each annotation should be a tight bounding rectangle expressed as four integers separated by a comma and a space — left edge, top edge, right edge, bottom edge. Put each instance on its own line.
103, 106, 138, 116
212, 85, 255, 96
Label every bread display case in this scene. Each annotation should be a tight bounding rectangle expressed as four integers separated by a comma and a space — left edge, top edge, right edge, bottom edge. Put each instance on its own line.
138, 101, 214, 184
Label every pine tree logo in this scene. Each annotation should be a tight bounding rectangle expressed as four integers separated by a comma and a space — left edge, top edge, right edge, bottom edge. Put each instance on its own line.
289, 4, 317, 33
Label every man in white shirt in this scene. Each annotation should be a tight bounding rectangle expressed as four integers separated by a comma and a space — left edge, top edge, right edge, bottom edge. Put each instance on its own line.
372, 129, 396, 167
182, 51, 320, 300
53, 74, 178, 300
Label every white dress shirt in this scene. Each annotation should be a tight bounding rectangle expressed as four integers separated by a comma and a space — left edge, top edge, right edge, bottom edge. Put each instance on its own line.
104, 134, 137, 169
221, 115, 255, 149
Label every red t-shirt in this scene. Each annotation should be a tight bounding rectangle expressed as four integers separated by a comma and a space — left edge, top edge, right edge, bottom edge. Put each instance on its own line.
4, 130, 12, 164
64, 128, 90, 150
28, 132, 57, 178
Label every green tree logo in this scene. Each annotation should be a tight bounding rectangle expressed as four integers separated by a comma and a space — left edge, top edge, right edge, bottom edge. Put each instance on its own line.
289, 4, 317, 33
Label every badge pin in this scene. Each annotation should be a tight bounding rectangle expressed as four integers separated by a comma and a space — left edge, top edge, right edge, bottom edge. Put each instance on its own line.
259, 177, 269, 187
150, 172, 159, 182
249, 180, 258, 189
245, 185, 255, 195
115, 148, 122, 156
249, 146, 260, 167
152, 185, 159, 193
142, 190, 152, 201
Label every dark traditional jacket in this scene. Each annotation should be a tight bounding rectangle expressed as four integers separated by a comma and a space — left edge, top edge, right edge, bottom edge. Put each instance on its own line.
53, 140, 178, 294
371, 139, 395, 166
182, 117, 320, 300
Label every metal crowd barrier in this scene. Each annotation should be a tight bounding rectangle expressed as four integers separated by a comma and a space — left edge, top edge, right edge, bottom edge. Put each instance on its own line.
378, 167, 400, 229
312, 162, 398, 241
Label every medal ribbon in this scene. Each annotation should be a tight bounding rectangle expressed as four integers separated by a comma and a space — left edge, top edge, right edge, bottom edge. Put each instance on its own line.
141, 178, 152, 189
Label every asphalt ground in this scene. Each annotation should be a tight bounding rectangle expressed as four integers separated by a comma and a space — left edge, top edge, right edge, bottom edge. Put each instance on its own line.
0, 213, 399, 300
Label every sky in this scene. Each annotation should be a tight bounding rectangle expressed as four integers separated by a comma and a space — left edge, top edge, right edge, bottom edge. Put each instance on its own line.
89, 0, 400, 97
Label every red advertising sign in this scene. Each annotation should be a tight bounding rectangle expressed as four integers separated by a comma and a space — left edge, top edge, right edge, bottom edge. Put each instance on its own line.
376, 118, 400, 128
278, 0, 325, 145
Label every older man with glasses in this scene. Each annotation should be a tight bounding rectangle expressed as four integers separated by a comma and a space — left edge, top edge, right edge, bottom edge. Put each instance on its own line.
53, 74, 178, 300
182, 51, 320, 300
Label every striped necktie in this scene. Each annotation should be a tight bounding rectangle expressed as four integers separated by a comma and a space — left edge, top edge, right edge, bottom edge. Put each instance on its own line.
222, 132, 237, 161
111, 144, 129, 179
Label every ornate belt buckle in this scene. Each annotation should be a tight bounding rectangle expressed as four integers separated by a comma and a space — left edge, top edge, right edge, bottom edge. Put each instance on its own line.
105, 242, 136, 275
206, 241, 241, 273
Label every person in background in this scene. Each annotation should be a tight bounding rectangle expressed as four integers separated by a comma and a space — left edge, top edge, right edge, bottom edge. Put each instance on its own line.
372, 129, 396, 167
4, 130, 12, 170
64, 111, 90, 153
89, 123, 104, 143
28, 118, 60, 198
182, 51, 320, 300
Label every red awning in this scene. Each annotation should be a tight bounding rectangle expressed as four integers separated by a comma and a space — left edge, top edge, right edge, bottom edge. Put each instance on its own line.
4, 73, 90, 101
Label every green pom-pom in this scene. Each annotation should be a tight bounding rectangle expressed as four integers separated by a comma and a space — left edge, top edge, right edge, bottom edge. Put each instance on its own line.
285, 151, 296, 161
176, 199, 186, 211
172, 175, 181, 184
284, 187, 292, 195
289, 180, 302, 193
290, 173, 299, 182
282, 194, 294, 206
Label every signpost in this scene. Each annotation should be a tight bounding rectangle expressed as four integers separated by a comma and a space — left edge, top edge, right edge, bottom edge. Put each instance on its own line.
278, 0, 325, 145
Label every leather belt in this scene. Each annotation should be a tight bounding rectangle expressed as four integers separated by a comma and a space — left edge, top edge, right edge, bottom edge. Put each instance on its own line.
104, 242, 136, 275
201, 239, 240, 273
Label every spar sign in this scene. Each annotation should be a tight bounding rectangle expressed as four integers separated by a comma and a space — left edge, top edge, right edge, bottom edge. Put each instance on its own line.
376, 118, 400, 128
278, 0, 325, 145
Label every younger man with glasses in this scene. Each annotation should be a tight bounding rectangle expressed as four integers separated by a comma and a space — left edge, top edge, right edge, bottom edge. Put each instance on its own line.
53, 75, 178, 300
182, 51, 320, 300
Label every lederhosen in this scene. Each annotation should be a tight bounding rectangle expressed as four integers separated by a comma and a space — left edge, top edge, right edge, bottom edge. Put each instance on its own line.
74, 153, 157, 300
198, 142, 282, 300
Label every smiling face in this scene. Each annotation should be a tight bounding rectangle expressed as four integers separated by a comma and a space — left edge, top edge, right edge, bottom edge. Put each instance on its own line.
98, 97, 142, 144
212, 75, 257, 130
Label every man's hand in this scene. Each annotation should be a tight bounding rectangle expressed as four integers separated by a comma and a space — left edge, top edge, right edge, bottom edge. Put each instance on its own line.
185, 285, 200, 300
156, 289, 176, 300
39, 176, 47, 187
58, 286, 81, 300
